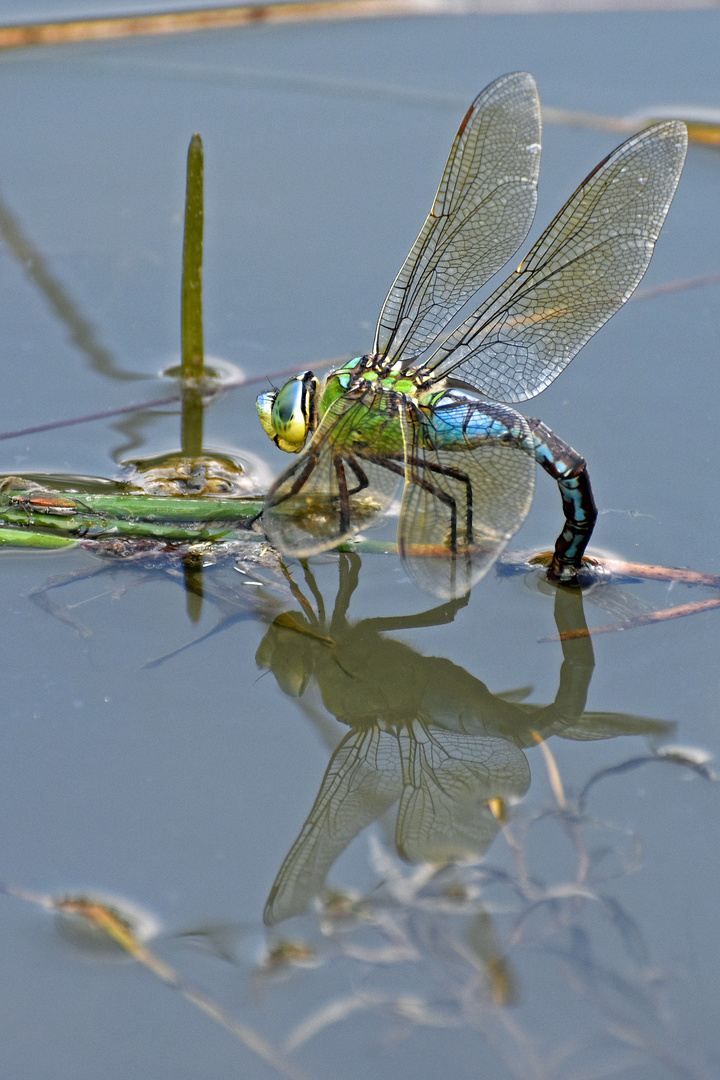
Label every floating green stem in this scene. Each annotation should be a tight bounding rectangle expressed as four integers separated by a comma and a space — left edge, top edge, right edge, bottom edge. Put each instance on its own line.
0, 488, 263, 547
0, 526, 77, 549
0, 492, 261, 521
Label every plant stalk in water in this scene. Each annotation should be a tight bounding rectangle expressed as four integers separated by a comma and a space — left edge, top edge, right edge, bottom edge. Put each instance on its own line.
181, 133, 205, 457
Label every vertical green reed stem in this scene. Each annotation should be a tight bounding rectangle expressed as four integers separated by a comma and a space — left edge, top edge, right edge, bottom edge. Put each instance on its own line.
181, 133, 204, 457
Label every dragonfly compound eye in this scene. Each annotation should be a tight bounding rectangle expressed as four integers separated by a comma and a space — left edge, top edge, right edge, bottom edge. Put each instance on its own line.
261, 371, 318, 453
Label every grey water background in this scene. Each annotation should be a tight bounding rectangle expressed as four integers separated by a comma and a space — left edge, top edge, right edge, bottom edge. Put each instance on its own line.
0, 5, 719, 1079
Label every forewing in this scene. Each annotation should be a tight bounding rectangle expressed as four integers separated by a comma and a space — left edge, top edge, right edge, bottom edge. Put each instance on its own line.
262, 388, 403, 557
398, 405, 535, 599
424, 120, 688, 401
374, 71, 541, 364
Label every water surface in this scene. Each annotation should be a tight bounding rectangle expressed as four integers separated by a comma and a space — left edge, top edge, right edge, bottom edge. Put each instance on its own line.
1, 6, 719, 1079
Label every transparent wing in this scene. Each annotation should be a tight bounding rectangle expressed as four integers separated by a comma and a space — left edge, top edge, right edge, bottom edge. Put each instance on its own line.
424, 120, 688, 402
374, 71, 541, 364
264, 726, 402, 924
395, 723, 530, 863
262, 388, 404, 557
397, 404, 535, 599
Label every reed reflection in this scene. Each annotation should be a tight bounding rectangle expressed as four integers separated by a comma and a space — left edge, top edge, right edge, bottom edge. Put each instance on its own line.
257, 554, 670, 925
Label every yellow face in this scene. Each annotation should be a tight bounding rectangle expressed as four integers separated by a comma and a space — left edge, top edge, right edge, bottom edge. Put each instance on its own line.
256, 371, 320, 454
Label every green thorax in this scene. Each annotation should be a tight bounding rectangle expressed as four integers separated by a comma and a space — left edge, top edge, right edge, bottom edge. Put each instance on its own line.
317, 355, 444, 455
319, 354, 443, 412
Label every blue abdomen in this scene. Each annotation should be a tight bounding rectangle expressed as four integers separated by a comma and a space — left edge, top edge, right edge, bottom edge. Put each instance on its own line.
419, 391, 532, 452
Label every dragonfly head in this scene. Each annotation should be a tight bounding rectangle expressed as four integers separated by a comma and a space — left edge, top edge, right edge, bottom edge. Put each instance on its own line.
256, 370, 320, 454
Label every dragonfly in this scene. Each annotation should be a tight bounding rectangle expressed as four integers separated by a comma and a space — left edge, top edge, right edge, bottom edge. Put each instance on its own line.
256, 72, 687, 598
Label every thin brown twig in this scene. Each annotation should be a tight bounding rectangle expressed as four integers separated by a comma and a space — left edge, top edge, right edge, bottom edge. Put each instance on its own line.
0, 361, 342, 443
544, 595, 720, 641
0, 2, 452, 49
3, 0, 720, 53
591, 556, 720, 588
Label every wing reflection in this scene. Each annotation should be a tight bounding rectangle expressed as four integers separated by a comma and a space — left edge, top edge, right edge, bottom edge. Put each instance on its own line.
257, 555, 671, 924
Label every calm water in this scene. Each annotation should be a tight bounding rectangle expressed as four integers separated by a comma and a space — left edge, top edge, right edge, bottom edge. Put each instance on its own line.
1, 6, 719, 1079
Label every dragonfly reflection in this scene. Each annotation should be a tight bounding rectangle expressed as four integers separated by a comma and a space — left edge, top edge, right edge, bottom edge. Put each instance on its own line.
257, 554, 672, 924
257, 73, 687, 598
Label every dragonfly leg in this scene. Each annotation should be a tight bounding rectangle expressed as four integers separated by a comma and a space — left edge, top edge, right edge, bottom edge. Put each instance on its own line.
333, 454, 379, 532
403, 455, 476, 553
527, 419, 597, 584
344, 454, 371, 496
334, 455, 351, 533
265, 452, 318, 511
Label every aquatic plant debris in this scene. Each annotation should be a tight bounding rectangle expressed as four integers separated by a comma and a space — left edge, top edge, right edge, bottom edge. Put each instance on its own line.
0, 883, 315, 1080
